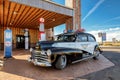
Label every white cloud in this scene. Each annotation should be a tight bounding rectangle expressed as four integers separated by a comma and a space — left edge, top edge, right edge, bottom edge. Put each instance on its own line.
82, 0, 105, 22
104, 16, 120, 23
90, 17, 120, 27
90, 25, 120, 30
88, 27, 120, 42
108, 27, 120, 31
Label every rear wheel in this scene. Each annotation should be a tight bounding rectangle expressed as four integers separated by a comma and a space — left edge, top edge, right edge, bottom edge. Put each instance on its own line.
55, 55, 67, 69
93, 47, 100, 60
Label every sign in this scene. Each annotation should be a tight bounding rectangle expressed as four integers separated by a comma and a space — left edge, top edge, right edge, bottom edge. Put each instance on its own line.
4, 28, 12, 58
39, 18, 44, 23
39, 18, 45, 31
102, 33, 106, 41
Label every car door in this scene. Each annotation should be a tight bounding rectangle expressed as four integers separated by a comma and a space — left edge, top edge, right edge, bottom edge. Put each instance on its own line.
76, 34, 91, 53
87, 34, 98, 54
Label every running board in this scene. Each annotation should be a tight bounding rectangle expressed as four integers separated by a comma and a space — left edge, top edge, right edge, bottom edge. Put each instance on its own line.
72, 56, 94, 64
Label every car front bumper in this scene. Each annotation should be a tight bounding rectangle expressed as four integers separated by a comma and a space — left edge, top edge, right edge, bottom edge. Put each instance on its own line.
28, 57, 52, 67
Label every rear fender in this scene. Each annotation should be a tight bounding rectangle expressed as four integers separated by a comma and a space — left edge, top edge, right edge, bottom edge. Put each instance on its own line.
94, 45, 103, 54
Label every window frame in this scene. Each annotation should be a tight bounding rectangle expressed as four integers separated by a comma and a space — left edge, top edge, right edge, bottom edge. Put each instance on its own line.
76, 34, 88, 42
88, 34, 96, 42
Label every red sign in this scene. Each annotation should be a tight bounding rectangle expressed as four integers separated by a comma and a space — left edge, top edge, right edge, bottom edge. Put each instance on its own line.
39, 18, 44, 23
38, 31, 45, 40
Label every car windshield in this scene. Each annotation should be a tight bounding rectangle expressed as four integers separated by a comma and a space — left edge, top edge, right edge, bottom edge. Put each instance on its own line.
56, 34, 76, 42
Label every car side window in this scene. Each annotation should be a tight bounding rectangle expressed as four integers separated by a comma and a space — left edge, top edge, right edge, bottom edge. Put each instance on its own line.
76, 34, 87, 42
88, 35, 95, 42
64, 35, 76, 42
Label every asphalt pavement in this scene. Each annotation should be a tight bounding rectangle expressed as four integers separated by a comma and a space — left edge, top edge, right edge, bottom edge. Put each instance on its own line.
79, 48, 120, 80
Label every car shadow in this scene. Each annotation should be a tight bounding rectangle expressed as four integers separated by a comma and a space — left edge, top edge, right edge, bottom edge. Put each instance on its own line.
0, 50, 115, 80
0, 57, 75, 80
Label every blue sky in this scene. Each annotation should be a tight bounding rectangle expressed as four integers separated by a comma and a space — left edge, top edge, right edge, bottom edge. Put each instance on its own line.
52, 0, 65, 34
82, 0, 120, 31
52, 0, 120, 41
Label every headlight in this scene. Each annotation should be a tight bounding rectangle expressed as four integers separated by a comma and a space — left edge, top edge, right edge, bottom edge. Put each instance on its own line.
47, 49, 52, 56
30, 48, 33, 52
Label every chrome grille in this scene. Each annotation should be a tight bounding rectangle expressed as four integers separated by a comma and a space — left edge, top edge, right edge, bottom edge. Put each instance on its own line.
32, 51, 49, 62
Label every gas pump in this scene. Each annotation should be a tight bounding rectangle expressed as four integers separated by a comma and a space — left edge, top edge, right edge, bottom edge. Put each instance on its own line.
24, 28, 29, 49
38, 18, 46, 41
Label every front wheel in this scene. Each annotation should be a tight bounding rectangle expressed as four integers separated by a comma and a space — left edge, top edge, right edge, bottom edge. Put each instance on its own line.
55, 55, 67, 70
93, 47, 100, 60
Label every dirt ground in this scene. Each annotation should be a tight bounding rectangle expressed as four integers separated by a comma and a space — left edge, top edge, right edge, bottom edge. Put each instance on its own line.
0, 49, 116, 80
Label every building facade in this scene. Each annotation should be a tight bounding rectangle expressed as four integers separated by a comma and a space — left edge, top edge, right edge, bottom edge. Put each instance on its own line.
0, 0, 81, 50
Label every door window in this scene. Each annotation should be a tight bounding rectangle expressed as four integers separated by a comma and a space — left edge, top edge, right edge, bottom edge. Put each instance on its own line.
88, 35, 96, 42
76, 34, 87, 42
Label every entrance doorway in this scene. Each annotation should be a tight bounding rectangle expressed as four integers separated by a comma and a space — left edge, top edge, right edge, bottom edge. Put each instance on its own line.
16, 35, 25, 49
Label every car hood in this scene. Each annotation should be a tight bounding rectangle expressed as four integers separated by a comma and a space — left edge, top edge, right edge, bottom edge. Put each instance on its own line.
38, 41, 83, 53
39, 41, 61, 50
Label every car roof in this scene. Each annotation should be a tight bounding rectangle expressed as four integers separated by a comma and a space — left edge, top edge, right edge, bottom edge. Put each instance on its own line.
56, 32, 95, 39
56, 32, 93, 36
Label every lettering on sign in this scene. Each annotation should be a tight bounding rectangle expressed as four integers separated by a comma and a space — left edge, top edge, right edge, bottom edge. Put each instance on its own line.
5, 41, 12, 47
5, 32, 12, 39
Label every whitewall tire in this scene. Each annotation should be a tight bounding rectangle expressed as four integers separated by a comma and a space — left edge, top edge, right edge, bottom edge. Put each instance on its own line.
55, 55, 67, 69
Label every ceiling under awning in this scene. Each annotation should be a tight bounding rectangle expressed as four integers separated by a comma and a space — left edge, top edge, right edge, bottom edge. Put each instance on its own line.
0, 0, 73, 29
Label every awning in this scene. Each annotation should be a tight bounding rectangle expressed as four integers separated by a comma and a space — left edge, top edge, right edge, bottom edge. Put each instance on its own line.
0, 0, 73, 29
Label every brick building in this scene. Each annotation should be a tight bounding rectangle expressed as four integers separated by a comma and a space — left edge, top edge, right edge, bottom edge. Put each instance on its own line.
0, 0, 81, 50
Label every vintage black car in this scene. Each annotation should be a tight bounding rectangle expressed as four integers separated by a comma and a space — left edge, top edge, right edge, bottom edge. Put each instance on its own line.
28, 32, 102, 69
